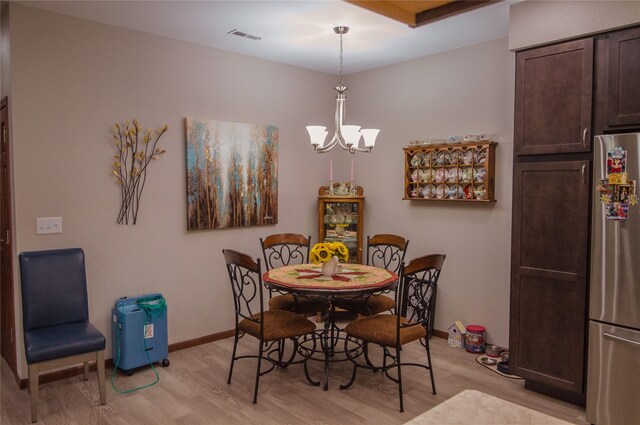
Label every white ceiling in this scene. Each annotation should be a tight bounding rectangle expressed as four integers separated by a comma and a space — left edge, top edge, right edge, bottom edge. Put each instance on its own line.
18, 0, 513, 75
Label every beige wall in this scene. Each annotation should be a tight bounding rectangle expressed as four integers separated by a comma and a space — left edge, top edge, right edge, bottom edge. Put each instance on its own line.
8, 3, 336, 377
509, 0, 640, 51
7, 3, 516, 379
347, 38, 515, 347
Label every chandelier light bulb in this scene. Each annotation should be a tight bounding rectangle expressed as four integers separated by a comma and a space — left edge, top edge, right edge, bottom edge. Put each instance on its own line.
306, 126, 328, 147
341, 125, 361, 146
361, 129, 380, 148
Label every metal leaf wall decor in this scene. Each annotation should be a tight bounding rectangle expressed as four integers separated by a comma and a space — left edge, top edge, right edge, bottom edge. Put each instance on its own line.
111, 119, 167, 225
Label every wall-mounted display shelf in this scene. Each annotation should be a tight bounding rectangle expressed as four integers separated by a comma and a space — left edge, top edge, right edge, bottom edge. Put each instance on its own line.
403, 141, 497, 202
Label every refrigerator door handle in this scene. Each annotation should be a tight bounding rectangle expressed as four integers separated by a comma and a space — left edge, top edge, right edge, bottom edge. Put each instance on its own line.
603, 331, 640, 348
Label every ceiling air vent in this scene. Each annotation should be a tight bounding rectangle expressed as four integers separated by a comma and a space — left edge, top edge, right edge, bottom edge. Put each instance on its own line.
227, 29, 262, 41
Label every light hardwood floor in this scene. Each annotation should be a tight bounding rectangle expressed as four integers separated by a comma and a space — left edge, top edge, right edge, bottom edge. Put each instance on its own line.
1, 334, 588, 425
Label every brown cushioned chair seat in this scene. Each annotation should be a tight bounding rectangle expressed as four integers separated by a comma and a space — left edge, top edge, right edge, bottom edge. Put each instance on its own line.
334, 294, 395, 315
268, 294, 326, 315
239, 310, 316, 341
345, 314, 426, 347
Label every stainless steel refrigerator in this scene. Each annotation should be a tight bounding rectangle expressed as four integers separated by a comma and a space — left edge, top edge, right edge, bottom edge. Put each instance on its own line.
587, 133, 640, 425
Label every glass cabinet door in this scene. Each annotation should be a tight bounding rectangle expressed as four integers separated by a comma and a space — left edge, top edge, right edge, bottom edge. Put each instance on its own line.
318, 186, 364, 264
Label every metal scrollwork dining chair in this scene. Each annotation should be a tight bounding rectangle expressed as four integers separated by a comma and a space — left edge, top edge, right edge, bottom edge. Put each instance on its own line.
260, 233, 326, 316
19, 248, 106, 423
340, 253, 445, 412
335, 234, 408, 316
223, 249, 317, 403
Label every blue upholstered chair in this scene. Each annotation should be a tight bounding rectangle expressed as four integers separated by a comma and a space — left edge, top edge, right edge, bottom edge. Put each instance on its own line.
19, 248, 106, 423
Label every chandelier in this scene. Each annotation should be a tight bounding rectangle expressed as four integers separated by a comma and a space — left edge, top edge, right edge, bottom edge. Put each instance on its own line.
306, 26, 379, 154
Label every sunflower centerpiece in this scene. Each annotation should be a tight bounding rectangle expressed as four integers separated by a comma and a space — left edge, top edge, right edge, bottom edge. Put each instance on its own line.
310, 242, 350, 277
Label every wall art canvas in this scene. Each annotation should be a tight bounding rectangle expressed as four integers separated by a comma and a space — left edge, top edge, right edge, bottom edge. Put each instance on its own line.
185, 118, 278, 230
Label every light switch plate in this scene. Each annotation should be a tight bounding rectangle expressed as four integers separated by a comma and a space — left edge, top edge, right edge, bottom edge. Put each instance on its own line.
36, 217, 62, 235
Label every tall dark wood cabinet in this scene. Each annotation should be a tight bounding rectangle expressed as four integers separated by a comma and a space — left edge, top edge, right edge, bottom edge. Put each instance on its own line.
510, 161, 590, 400
511, 24, 640, 405
510, 38, 594, 405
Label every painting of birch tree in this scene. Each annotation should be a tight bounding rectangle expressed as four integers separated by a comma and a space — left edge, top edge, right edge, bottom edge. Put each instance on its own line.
185, 118, 278, 230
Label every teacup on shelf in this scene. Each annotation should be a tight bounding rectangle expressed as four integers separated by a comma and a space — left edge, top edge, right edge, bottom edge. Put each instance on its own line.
447, 168, 461, 182
423, 185, 435, 198
447, 185, 463, 199
435, 168, 446, 183
463, 184, 474, 199
461, 168, 473, 182
448, 150, 459, 165
435, 151, 446, 166
474, 186, 486, 199
422, 169, 435, 182
436, 184, 447, 199
474, 148, 487, 164
462, 149, 474, 165
474, 168, 486, 183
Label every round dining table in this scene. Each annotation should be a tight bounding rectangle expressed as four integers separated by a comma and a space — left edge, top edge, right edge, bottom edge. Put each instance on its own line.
263, 262, 398, 390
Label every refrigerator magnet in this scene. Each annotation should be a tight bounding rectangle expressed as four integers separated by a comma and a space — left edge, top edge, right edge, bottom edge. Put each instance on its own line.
607, 146, 627, 175
605, 202, 628, 220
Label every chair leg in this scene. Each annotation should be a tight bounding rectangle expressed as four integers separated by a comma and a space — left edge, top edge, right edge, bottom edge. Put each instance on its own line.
396, 346, 404, 413
424, 338, 437, 394
363, 343, 379, 371
253, 341, 264, 404
28, 363, 39, 423
83, 362, 89, 380
227, 329, 239, 384
97, 350, 106, 404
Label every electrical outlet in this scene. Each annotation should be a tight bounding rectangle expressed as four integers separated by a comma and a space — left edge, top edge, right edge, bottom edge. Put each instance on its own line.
36, 217, 62, 235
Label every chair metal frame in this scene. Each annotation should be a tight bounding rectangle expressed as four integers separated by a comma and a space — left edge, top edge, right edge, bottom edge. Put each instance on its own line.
260, 233, 311, 271
260, 233, 325, 315
366, 234, 409, 276
341, 253, 445, 412
223, 249, 316, 403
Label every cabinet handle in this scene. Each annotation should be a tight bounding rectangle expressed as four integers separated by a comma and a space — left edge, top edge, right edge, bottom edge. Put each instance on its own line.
604, 332, 640, 348
582, 128, 588, 148
581, 164, 586, 184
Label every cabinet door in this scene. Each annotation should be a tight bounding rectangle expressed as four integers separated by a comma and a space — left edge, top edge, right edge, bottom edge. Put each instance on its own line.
318, 198, 363, 263
515, 39, 593, 155
510, 160, 590, 396
606, 26, 640, 127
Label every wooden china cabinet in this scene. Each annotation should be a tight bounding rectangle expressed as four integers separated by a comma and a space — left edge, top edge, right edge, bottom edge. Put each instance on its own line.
317, 185, 364, 264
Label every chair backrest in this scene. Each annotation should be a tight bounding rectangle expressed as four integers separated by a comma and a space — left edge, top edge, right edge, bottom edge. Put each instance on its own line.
260, 233, 311, 270
366, 234, 409, 275
223, 249, 264, 326
19, 248, 89, 332
397, 254, 446, 334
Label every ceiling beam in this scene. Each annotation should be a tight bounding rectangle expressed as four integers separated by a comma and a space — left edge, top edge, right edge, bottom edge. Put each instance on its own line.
347, 1, 417, 27
415, 1, 501, 27
346, 0, 501, 28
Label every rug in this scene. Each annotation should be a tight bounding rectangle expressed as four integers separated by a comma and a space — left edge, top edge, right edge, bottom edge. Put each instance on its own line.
403, 389, 573, 425
475, 355, 523, 380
